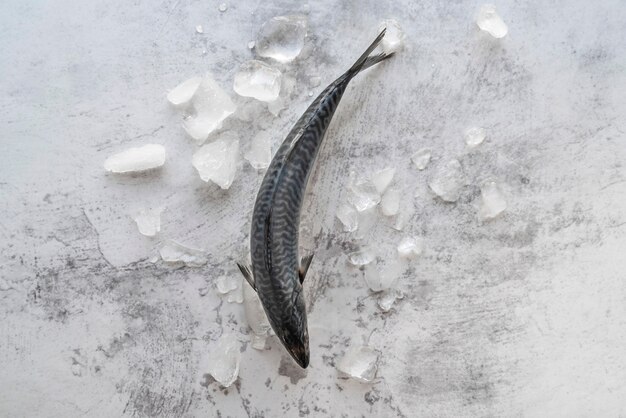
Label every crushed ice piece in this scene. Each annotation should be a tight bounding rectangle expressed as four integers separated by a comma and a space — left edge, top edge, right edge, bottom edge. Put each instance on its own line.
377, 289, 403, 312
348, 177, 381, 212
363, 261, 402, 292
381, 188, 401, 216
308, 91, 313, 97
244, 132, 272, 169
244, 281, 271, 349
479, 181, 507, 219
371, 167, 396, 194
216, 276, 238, 294
207, 335, 240, 387
71, 363, 82, 377
103, 144, 166, 173
397, 237, 423, 259
309, 76, 321, 87
267, 98, 285, 117
218, 3, 228, 12
167, 76, 202, 106
266, 75, 296, 116
428, 159, 466, 202
196, 25, 204, 34
379, 19, 405, 53
336, 345, 379, 383
392, 199, 415, 231
247, 41, 255, 49
226, 281, 243, 303
159, 240, 208, 267
465, 127, 486, 147
234, 60, 282, 102
133, 208, 162, 237
256, 15, 307, 62
183, 74, 236, 143
476, 4, 508, 38
411, 148, 432, 170
192, 137, 239, 189
347, 249, 375, 266
336, 204, 358, 232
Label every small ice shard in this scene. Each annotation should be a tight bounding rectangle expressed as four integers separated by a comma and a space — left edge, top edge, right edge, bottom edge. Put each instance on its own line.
336, 345, 379, 383
381, 188, 401, 216
479, 181, 507, 219
379, 19, 405, 53
267, 75, 296, 116
234, 60, 282, 102
377, 289, 403, 312
159, 240, 208, 267
103, 144, 166, 173
465, 127, 486, 147
397, 237, 423, 259
192, 137, 239, 189
411, 148, 431, 170
476, 4, 508, 39
216, 276, 238, 294
133, 208, 162, 237
256, 15, 307, 62
167, 76, 202, 106
196, 25, 204, 34
183, 74, 236, 143
363, 261, 402, 292
392, 200, 415, 231
226, 280, 243, 303
348, 177, 381, 212
218, 2, 228, 12
308, 91, 313, 97
207, 335, 240, 387
371, 167, 396, 194
347, 249, 375, 266
428, 159, 466, 202
247, 41, 255, 49
354, 207, 379, 240
244, 281, 271, 350
244, 132, 272, 169
336, 204, 358, 232
309, 76, 321, 87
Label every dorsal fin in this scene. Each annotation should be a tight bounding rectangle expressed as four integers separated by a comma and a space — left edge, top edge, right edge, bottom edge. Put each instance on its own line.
298, 253, 314, 284
236, 263, 256, 291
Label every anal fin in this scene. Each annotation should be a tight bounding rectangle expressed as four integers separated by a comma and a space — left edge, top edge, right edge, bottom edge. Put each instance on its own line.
237, 262, 256, 291
298, 253, 314, 284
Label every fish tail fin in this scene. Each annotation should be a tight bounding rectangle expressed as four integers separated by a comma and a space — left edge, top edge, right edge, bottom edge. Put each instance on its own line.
347, 28, 394, 77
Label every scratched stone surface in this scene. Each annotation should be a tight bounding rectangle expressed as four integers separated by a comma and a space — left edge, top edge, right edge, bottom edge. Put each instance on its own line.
1, 0, 626, 417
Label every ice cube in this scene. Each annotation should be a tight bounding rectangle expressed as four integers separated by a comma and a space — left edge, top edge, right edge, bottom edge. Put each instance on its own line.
216, 276, 238, 294
183, 74, 236, 143
363, 261, 402, 292
192, 137, 239, 189
133, 208, 162, 237
411, 148, 431, 170
207, 335, 240, 387
377, 289, 403, 312
381, 188, 401, 216
336, 204, 358, 232
233, 60, 282, 102
348, 177, 381, 212
103, 144, 166, 173
226, 280, 243, 304
397, 237, 423, 259
476, 4, 508, 39
336, 345, 379, 383
428, 159, 466, 202
159, 240, 208, 267
465, 127, 486, 147
218, 3, 228, 12
371, 167, 396, 194
379, 19, 405, 53
244, 132, 272, 170
167, 76, 202, 106
195, 25, 204, 34
256, 15, 307, 62
243, 281, 271, 349
479, 181, 507, 219
347, 249, 375, 266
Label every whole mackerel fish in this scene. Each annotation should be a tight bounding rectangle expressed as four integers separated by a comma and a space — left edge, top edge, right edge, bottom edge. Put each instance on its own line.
238, 29, 393, 368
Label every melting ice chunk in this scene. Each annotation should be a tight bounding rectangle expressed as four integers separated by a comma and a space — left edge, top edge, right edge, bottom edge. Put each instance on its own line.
363, 261, 402, 292
207, 335, 240, 387
347, 249, 375, 267
371, 167, 396, 194
218, 3, 228, 12
256, 15, 307, 62
336, 345, 379, 383
465, 127, 486, 147
233, 60, 282, 102
195, 25, 204, 34
216, 275, 238, 294
411, 148, 432, 170
476, 4, 508, 39
428, 159, 466, 202
377, 289, 403, 312
381, 188, 401, 216
159, 240, 207, 267
183, 74, 236, 143
244, 132, 272, 169
397, 237, 423, 259
336, 204, 358, 232
379, 19, 405, 53
133, 208, 162, 237
104, 144, 166, 173
243, 281, 271, 350
192, 137, 239, 189
348, 177, 381, 212
226, 279, 243, 304
167, 76, 202, 106
479, 181, 507, 219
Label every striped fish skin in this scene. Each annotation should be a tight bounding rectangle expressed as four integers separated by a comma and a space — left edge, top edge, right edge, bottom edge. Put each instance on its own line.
247, 30, 393, 369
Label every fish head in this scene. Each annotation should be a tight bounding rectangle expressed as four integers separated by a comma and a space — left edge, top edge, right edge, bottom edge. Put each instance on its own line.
278, 290, 310, 368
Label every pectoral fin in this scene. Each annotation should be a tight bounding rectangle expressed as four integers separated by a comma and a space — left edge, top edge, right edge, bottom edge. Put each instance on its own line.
298, 254, 314, 284
236, 262, 256, 291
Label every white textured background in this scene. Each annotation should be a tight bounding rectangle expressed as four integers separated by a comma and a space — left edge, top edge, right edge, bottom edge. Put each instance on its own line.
1, 0, 626, 417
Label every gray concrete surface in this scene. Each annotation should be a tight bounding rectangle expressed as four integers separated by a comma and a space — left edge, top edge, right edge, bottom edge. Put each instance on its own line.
1, 0, 626, 416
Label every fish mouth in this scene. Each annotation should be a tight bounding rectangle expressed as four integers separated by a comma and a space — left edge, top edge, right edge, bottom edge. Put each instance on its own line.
287, 343, 309, 369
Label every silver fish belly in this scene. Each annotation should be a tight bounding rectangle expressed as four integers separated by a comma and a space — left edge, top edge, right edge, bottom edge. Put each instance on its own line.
238, 29, 394, 369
